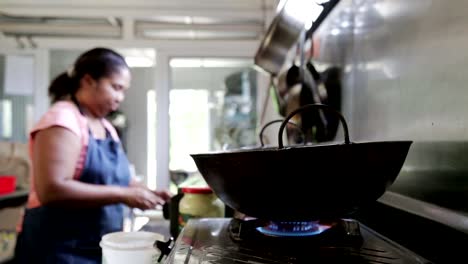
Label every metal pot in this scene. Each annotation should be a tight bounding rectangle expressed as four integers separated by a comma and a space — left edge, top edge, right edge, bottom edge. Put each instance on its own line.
190, 104, 412, 221
254, 0, 308, 75
254, 0, 342, 76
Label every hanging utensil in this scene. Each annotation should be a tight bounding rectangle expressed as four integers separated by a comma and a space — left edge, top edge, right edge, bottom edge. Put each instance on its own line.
294, 30, 329, 141
255, 0, 342, 75
254, 0, 310, 76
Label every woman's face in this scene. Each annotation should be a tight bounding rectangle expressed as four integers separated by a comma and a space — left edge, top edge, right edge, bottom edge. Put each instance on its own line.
82, 67, 131, 117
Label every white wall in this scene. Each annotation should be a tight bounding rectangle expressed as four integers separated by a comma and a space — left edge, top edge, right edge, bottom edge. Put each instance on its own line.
49, 49, 82, 79
119, 67, 154, 180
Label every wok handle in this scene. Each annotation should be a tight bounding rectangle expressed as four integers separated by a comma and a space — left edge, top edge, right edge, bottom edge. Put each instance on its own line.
278, 104, 350, 149
259, 119, 305, 147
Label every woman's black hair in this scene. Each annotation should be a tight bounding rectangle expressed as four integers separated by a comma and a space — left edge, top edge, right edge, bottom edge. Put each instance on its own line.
48, 47, 128, 103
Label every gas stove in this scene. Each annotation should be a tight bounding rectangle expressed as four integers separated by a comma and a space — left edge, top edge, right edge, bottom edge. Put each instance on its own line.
161, 218, 432, 264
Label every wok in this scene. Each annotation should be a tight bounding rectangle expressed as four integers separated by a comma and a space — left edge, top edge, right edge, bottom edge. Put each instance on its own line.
191, 104, 412, 221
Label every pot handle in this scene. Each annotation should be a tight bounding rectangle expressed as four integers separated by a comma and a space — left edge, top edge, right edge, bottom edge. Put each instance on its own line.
259, 119, 306, 147
278, 104, 350, 149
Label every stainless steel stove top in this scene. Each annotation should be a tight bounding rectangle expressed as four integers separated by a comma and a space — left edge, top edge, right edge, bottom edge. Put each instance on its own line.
163, 218, 432, 264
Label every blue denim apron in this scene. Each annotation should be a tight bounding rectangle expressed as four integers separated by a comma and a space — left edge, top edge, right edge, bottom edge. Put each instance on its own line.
15, 126, 130, 263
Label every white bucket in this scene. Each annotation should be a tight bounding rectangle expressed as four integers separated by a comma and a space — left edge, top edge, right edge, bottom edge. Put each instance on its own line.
100, 231, 164, 264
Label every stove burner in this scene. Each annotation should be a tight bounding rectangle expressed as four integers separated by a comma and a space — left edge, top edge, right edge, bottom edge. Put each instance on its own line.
256, 221, 333, 237
229, 217, 364, 247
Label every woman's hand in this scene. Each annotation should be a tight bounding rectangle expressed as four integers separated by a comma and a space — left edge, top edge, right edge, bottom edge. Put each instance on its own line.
123, 186, 166, 210
153, 190, 172, 202
129, 176, 173, 205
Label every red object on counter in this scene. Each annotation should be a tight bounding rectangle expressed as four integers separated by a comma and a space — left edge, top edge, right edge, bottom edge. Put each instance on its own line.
0, 175, 16, 195
181, 187, 213, 194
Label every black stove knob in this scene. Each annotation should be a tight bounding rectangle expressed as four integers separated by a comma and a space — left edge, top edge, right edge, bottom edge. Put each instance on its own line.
154, 237, 174, 263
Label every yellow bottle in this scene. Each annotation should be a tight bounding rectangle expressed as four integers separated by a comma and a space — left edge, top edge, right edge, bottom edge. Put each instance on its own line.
178, 187, 224, 231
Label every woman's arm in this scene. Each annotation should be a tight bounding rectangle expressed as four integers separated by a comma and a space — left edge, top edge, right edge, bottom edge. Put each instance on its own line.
33, 126, 161, 209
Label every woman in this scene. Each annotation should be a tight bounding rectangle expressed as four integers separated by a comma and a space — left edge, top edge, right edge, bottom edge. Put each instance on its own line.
15, 48, 170, 263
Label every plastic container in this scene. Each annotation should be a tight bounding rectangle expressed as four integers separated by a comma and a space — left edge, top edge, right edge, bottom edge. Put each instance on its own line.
0, 176, 16, 195
178, 187, 224, 231
100, 231, 163, 264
